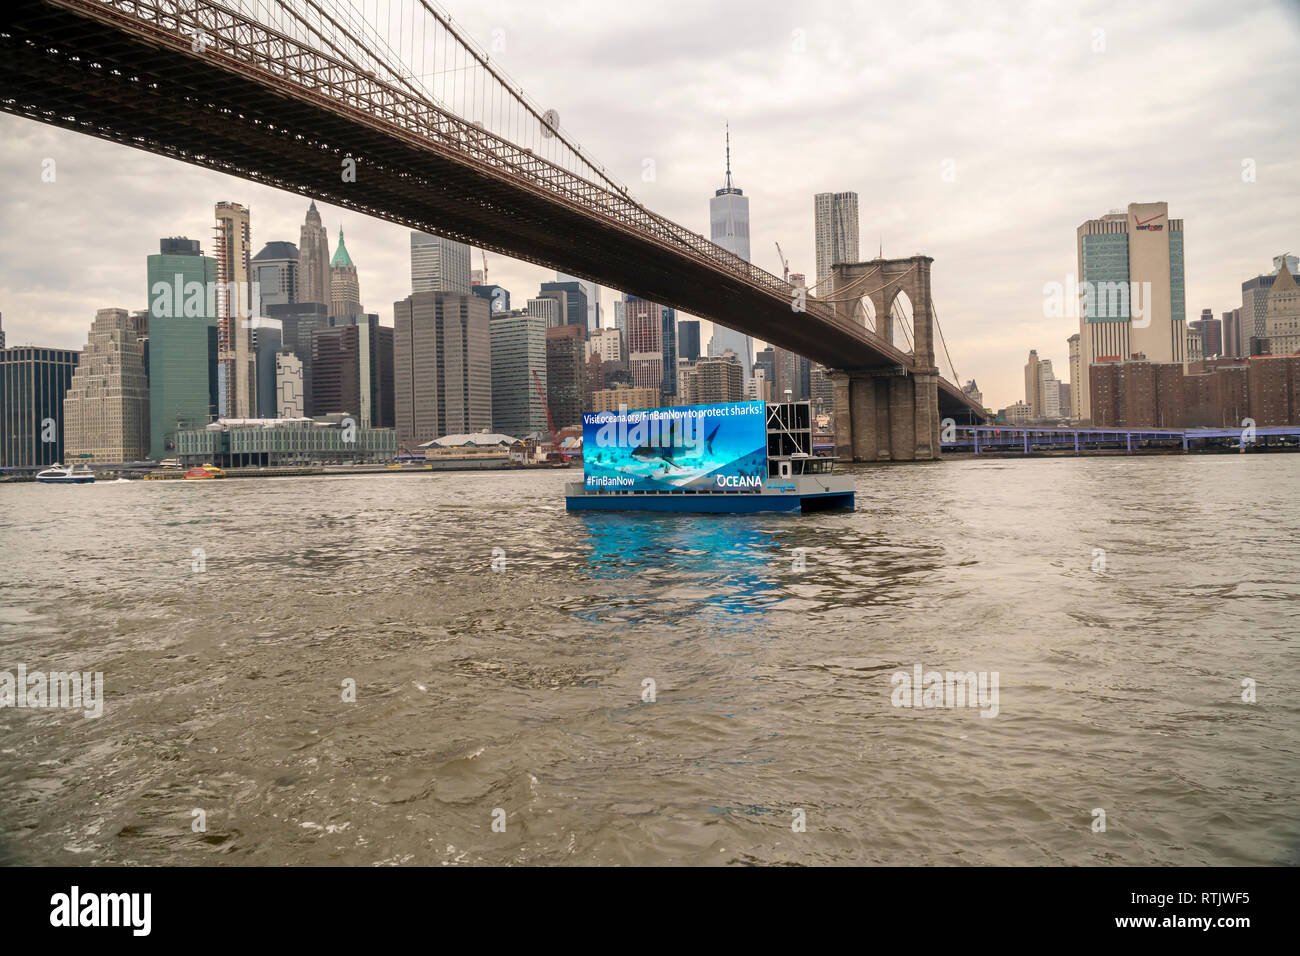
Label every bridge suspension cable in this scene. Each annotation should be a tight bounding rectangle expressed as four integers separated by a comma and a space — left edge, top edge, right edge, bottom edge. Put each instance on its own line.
818, 263, 922, 350
929, 299, 962, 387
819, 263, 918, 307
817, 263, 883, 304
891, 297, 916, 353
211, 0, 632, 194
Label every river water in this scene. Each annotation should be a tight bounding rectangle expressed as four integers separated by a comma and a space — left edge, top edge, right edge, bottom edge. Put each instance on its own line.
1, 456, 1297, 866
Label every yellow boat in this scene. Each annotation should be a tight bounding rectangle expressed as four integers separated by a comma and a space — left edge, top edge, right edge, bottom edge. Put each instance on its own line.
184, 463, 225, 479
144, 464, 184, 480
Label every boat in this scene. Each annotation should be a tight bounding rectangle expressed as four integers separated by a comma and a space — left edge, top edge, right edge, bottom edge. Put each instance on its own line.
183, 463, 225, 479
143, 460, 185, 480
36, 463, 95, 484
566, 399, 854, 513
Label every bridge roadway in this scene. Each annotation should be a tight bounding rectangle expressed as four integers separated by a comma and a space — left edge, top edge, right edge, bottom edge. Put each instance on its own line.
0, 0, 986, 422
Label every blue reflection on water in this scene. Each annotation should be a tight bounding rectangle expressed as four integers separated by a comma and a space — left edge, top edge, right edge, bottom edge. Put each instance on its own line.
570, 511, 798, 626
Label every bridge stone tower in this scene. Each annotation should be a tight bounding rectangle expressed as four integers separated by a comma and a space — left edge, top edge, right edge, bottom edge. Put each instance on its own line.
827, 256, 940, 462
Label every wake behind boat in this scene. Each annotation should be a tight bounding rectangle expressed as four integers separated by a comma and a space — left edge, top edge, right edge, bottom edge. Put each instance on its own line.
36, 463, 95, 484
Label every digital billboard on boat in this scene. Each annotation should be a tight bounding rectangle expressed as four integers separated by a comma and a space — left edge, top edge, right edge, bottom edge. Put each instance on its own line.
581, 400, 767, 492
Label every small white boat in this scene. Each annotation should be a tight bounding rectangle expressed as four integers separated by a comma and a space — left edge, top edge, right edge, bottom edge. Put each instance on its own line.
36, 463, 95, 484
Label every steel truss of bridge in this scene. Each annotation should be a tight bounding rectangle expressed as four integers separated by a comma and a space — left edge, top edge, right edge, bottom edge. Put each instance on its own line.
944, 425, 1300, 455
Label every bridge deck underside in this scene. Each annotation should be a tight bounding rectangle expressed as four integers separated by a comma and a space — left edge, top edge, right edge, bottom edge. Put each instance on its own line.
1, 0, 984, 421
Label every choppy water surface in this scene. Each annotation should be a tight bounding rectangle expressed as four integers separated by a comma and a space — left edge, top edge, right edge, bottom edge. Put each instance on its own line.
1, 456, 1297, 866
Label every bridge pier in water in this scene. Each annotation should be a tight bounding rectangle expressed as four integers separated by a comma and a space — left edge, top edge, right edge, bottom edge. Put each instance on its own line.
828, 255, 942, 462
830, 367, 941, 462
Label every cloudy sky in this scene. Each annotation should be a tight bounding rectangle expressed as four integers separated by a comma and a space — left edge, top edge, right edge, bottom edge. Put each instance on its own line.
1, 0, 1297, 409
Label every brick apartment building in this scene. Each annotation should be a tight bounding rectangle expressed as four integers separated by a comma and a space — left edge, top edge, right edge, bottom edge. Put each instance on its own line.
1089, 354, 1300, 427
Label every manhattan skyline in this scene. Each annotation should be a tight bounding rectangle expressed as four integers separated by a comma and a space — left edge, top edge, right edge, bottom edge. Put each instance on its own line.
0, 0, 1297, 410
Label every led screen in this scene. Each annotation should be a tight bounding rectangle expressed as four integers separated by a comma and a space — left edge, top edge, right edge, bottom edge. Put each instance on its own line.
581, 400, 767, 492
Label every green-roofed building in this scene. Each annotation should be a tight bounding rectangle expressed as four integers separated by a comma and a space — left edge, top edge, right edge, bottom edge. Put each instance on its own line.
329, 227, 362, 319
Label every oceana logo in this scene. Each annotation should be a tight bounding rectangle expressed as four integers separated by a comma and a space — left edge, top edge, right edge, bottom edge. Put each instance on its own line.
716, 474, 761, 488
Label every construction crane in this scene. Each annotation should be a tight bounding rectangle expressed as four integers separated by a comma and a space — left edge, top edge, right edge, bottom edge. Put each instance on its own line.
480, 249, 489, 284
532, 369, 558, 440
775, 241, 789, 282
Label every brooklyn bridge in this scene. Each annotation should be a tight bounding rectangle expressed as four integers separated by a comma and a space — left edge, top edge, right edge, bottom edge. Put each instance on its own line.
1, 0, 990, 461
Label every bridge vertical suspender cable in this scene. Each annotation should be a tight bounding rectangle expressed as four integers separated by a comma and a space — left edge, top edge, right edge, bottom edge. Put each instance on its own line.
929, 299, 961, 387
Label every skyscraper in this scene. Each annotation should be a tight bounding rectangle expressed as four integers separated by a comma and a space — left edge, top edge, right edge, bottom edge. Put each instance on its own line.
526, 296, 561, 327
393, 291, 492, 446
264, 302, 329, 417
1241, 254, 1300, 357
275, 350, 304, 418
677, 319, 701, 362
214, 201, 255, 418
0, 345, 80, 467
809, 362, 833, 413
1263, 261, 1300, 356
625, 296, 665, 393
680, 354, 745, 405
250, 317, 283, 419
310, 314, 394, 428
1040, 360, 1060, 418
296, 201, 331, 306
814, 191, 860, 292
147, 237, 218, 458
1023, 350, 1061, 420
329, 228, 363, 318
557, 272, 600, 331
660, 306, 677, 398
252, 241, 298, 313
754, 346, 775, 388
490, 309, 548, 437
1075, 202, 1187, 422
1024, 349, 1042, 418
708, 126, 753, 379
538, 281, 589, 328
410, 231, 471, 295
1067, 333, 1081, 420
1187, 322, 1204, 362
472, 284, 511, 313
545, 324, 588, 430
63, 308, 151, 463
1196, 308, 1222, 358
589, 327, 624, 364
769, 345, 802, 401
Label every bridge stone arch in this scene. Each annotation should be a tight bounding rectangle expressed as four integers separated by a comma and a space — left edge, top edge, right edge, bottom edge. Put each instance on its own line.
826, 255, 940, 462
884, 287, 914, 354
831, 256, 935, 369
